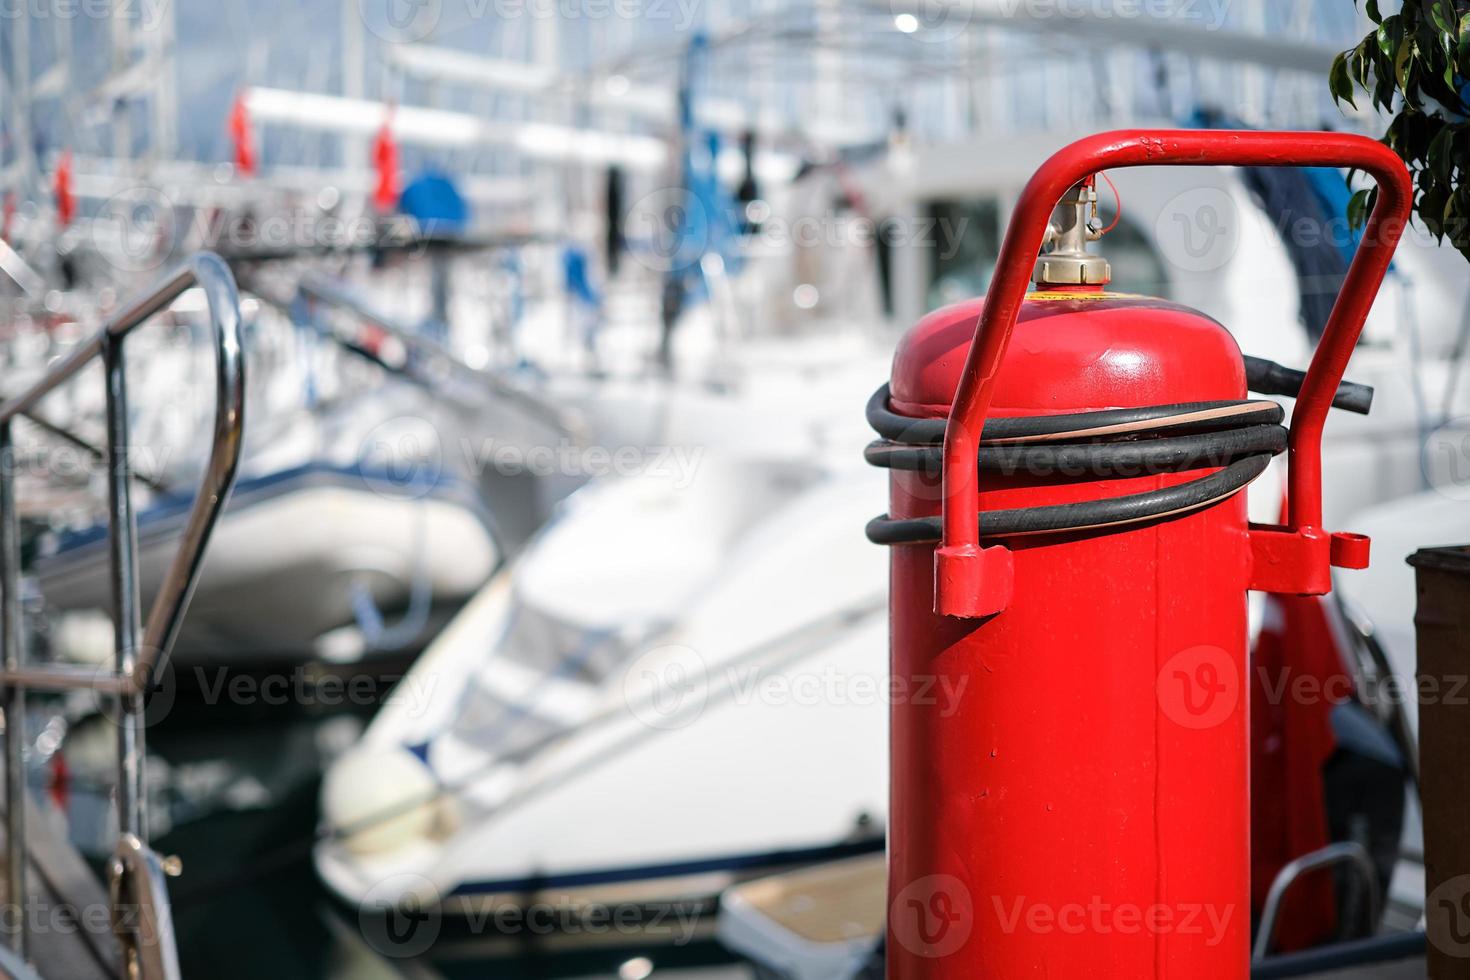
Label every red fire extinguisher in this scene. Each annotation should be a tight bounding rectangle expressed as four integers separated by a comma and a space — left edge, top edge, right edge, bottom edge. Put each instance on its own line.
867, 131, 1410, 977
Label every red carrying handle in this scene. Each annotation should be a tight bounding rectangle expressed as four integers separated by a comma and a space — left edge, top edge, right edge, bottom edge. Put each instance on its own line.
935, 130, 1414, 618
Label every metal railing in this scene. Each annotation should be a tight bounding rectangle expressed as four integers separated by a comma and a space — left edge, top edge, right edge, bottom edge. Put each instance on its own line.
0, 253, 246, 978
1252, 840, 1382, 962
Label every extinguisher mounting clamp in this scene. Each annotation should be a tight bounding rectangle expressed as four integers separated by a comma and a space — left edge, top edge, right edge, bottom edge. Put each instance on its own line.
935, 130, 1413, 618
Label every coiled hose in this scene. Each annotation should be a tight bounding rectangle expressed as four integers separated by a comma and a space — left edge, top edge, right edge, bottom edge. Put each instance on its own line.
864, 356, 1371, 545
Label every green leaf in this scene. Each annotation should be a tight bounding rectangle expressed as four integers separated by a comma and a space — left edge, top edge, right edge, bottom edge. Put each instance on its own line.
1378, 16, 1401, 60
1345, 4, 1470, 266
1347, 187, 1372, 230
1396, 37, 1416, 91
1375, 63, 1398, 111
1352, 39, 1374, 88
1331, 52, 1358, 108
1430, 0, 1454, 36
1421, 182, 1450, 238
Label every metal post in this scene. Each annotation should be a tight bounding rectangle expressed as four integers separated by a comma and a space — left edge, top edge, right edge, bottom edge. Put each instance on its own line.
1409, 545, 1470, 977
102, 340, 146, 844
0, 422, 24, 960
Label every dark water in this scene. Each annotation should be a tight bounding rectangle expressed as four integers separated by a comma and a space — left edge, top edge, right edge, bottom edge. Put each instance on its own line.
136, 666, 751, 980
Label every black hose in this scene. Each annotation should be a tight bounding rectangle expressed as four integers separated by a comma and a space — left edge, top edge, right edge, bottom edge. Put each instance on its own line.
866, 384, 1286, 445
1244, 355, 1374, 415
864, 353, 1371, 544
864, 392, 1280, 543
866, 423, 1287, 475
867, 455, 1270, 544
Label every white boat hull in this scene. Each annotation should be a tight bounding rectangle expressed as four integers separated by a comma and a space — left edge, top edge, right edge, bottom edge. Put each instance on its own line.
34, 463, 499, 665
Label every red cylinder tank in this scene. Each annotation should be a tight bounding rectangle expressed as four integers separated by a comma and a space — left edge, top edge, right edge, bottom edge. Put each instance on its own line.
876, 128, 1414, 980
884, 286, 1253, 977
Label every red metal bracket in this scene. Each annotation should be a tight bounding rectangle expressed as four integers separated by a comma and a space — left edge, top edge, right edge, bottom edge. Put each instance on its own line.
1248, 525, 1372, 596
936, 130, 1413, 616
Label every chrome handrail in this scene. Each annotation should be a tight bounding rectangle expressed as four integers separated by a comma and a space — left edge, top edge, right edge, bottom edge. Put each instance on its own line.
0, 252, 245, 977
1253, 840, 1382, 962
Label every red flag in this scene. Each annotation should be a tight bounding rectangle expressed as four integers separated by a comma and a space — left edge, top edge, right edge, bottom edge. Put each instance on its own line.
230, 90, 257, 176
371, 111, 400, 213
54, 150, 75, 229
1, 192, 14, 242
